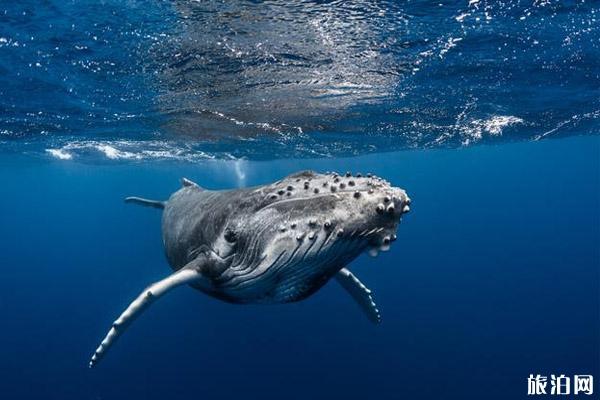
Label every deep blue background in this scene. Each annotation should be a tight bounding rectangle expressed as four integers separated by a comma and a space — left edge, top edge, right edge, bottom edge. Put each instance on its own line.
1, 2, 599, 397
0, 136, 597, 399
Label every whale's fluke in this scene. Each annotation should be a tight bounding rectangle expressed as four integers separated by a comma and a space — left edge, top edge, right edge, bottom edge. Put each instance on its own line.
89, 266, 202, 368
335, 268, 381, 324
125, 196, 165, 209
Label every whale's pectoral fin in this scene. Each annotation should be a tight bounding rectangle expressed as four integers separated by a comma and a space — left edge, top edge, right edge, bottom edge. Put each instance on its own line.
89, 260, 203, 368
335, 268, 381, 324
125, 196, 165, 209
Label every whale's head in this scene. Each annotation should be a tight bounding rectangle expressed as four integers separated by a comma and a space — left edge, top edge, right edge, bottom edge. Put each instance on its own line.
216, 171, 410, 301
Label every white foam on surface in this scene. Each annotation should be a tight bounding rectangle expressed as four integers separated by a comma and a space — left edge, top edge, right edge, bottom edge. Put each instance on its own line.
44, 140, 217, 162
461, 115, 524, 145
96, 144, 137, 160
46, 148, 73, 160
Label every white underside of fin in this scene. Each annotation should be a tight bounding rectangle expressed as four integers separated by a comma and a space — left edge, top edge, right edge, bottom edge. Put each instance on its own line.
89, 267, 201, 368
335, 267, 381, 324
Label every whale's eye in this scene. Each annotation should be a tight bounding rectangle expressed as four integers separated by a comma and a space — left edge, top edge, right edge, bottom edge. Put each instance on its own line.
224, 229, 237, 243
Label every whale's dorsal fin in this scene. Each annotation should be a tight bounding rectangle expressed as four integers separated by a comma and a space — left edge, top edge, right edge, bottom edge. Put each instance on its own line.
181, 177, 203, 189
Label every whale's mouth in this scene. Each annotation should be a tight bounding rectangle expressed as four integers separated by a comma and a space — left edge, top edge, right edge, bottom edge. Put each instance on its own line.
367, 241, 393, 258
364, 196, 411, 258
365, 229, 398, 258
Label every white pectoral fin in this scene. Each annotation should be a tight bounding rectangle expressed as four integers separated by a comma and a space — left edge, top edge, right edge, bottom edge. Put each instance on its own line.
335, 268, 381, 324
89, 264, 202, 368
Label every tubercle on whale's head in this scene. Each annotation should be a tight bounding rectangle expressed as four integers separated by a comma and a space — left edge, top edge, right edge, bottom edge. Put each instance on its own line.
248, 170, 411, 259
321, 171, 410, 257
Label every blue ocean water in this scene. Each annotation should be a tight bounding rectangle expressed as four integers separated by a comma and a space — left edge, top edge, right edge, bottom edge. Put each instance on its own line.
0, 1, 598, 399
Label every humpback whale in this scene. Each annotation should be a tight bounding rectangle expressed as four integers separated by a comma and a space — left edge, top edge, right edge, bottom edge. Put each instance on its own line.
89, 170, 411, 367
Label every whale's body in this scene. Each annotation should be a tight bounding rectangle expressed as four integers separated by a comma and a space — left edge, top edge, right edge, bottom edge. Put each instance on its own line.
90, 171, 410, 367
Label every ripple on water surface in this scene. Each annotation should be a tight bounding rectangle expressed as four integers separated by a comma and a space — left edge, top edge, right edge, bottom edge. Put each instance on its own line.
0, 0, 598, 160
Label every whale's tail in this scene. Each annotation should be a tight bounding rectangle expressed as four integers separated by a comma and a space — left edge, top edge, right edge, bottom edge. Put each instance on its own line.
125, 196, 165, 209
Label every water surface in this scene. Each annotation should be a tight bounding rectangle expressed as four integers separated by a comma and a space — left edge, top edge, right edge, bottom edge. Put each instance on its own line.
1, 0, 598, 159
